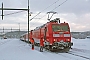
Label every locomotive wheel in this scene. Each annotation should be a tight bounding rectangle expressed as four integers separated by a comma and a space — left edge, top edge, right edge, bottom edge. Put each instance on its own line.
49, 45, 52, 51
40, 46, 43, 52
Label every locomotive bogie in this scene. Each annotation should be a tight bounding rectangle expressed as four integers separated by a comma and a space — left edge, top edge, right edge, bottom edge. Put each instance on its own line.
44, 41, 72, 51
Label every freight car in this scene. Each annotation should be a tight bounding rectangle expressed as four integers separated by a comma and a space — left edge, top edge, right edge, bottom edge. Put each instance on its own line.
20, 18, 73, 52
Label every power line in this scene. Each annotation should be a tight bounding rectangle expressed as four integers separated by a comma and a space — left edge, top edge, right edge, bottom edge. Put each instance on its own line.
0, 10, 27, 16
30, 0, 67, 29
30, 0, 68, 29
30, 14, 47, 30
4, 10, 26, 16
30, 0, 60, 21
37, 0, 68, 20
30, 0, 68, 21
52, 0, 68, 11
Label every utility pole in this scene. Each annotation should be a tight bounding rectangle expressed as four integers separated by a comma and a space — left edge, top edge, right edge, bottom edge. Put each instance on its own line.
3, 27, 4, 33
18, 23, 20, 38
28, 0, 30, 43
2, 3, 3, 20
0, 1, 30, 42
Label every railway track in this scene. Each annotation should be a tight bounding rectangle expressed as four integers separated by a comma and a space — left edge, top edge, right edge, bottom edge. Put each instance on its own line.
21, 40, 90, 60
49, 48, 90, 60
70, 48, 90, 59
42, 50, 90, 60
67, 51, 90, 60
71, 48, 90, 53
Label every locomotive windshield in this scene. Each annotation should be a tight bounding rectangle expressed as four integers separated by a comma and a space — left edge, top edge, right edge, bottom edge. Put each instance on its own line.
52, 24, 69, 32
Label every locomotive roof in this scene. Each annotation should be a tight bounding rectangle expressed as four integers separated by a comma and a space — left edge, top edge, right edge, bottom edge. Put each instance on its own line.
34, 19, 69, 30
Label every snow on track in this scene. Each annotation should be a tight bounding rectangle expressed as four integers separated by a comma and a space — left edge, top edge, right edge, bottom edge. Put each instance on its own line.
0, 39, 71, 60
0, 38, 90, 60
0, 39, 51, 60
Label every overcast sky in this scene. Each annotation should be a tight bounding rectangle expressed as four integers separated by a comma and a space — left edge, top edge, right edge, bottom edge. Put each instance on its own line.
0, 0, 90, 32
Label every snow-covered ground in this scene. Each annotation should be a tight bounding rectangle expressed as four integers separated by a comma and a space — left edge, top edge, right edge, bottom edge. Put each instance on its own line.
0, 38, 90, 60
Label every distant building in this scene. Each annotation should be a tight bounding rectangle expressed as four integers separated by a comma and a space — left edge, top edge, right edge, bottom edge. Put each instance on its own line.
72, 33, 87, 39
87, 36, 90, 38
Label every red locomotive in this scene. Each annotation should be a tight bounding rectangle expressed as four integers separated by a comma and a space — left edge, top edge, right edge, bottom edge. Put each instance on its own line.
20, 18, 73, 52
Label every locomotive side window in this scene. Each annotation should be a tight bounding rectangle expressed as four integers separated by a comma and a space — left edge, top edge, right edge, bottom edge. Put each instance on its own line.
52, 24, 68, 32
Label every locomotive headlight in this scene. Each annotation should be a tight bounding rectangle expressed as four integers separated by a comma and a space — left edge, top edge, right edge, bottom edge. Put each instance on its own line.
54, 39, 57, 42
54, 39, 56, 41
66, 39, 70, 42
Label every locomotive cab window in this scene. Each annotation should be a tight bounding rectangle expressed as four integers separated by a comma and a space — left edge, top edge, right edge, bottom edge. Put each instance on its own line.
52, 24, 69, 32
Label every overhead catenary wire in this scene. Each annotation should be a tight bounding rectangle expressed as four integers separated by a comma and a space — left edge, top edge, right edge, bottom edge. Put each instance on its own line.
30, 14, 47, 28
30, 0, 68, 21
30, 0, 68, 29
36, 0, 68, 20
0, 10, 27, 16
30, 0, 60, 21
52, 0, 68, 11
